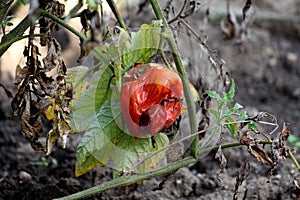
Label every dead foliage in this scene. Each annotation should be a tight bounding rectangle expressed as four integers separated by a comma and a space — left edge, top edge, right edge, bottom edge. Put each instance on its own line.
239, 120, 293, 184
233, 160, 251, 200
10, 1, 72, 155
215, 146, 227, 186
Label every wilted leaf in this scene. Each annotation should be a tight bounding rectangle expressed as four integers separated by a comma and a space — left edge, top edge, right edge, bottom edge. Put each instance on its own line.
14, 64, 28, 85
240, 130, 275, 166
280, 123, 290, 142
233, 160, 251, 200
248, 144, 275, 167
215, 146, 227, 186
215, 146, 227, 170
240, 131, 250, 145
42, 38, 62, 72
220, 13, 238, 40
20, 94, 45, 151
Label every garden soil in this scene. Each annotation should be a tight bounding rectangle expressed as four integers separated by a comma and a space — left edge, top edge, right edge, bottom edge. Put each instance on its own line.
1, 1, 300, 199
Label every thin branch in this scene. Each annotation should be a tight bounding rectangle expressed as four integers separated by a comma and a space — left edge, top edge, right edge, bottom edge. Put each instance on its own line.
287, 148, 300, 172
0, 34, 45, 53
54, 156, 197, 200
106, 0, 127, 30
0, 15, 30, 56
167, 0, 188, 24
179, 19, 223, 67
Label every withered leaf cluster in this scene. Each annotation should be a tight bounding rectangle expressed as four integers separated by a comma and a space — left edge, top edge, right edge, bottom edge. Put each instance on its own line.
10, 1, 72, 155
240, 124, 291, 180
240, 131, 276, 167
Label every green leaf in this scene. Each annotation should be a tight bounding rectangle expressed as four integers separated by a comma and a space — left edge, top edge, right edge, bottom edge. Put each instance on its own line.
225, 79, 235, 103
206, 90, 221, 100
225, 117, 238, 137
225, 103, 243, 116
238, 111, 249, 122
232, 102, 243, 111
75, 121, 108, 177
247, 121, 258, 131
6, 22, 13, 26
209, 108, 219, 118
119, 20, 162, 69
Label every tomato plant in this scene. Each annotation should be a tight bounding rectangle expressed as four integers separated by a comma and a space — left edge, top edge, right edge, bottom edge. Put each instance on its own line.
121, 63, 183, 138
2, 0, 299, 199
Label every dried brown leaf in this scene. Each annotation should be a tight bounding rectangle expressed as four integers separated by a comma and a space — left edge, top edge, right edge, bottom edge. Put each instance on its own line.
11, 0, 71, 155
280, 123, 290, 142
215, 146, 227, 186
248, 144, 275, 167
233, 160, 251, 200
14, 64, 29, 85
215, 146, 227, 171
220, 13, 238, 40
42, 38, 62, 72
20, 94, 45, 151
240, 131, 250, 145
10, 78, 29, 118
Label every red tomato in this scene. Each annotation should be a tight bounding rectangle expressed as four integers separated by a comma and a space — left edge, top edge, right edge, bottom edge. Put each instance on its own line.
120, 63, 183, 138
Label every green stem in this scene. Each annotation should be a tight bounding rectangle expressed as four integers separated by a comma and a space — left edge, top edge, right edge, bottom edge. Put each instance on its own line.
39, 9, 86, 41
0, 15, 30, 56
0, 34, 44, 52
287, 148, 300, 172
149, 0, 199, 158
106, 0, 126, 30
54, 157, 197, 200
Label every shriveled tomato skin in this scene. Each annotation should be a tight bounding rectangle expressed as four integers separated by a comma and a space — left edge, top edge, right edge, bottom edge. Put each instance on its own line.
120, 63, 183, 138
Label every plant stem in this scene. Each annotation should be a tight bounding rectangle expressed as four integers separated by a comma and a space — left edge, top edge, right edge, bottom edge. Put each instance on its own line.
149, 0, 199, 158
54, 157, 197, 200
39, 9, 86, 41
0, 34, 44, 52
0, 15, 30, 56
106, 0, 126, 30
287, 148, 300, 172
